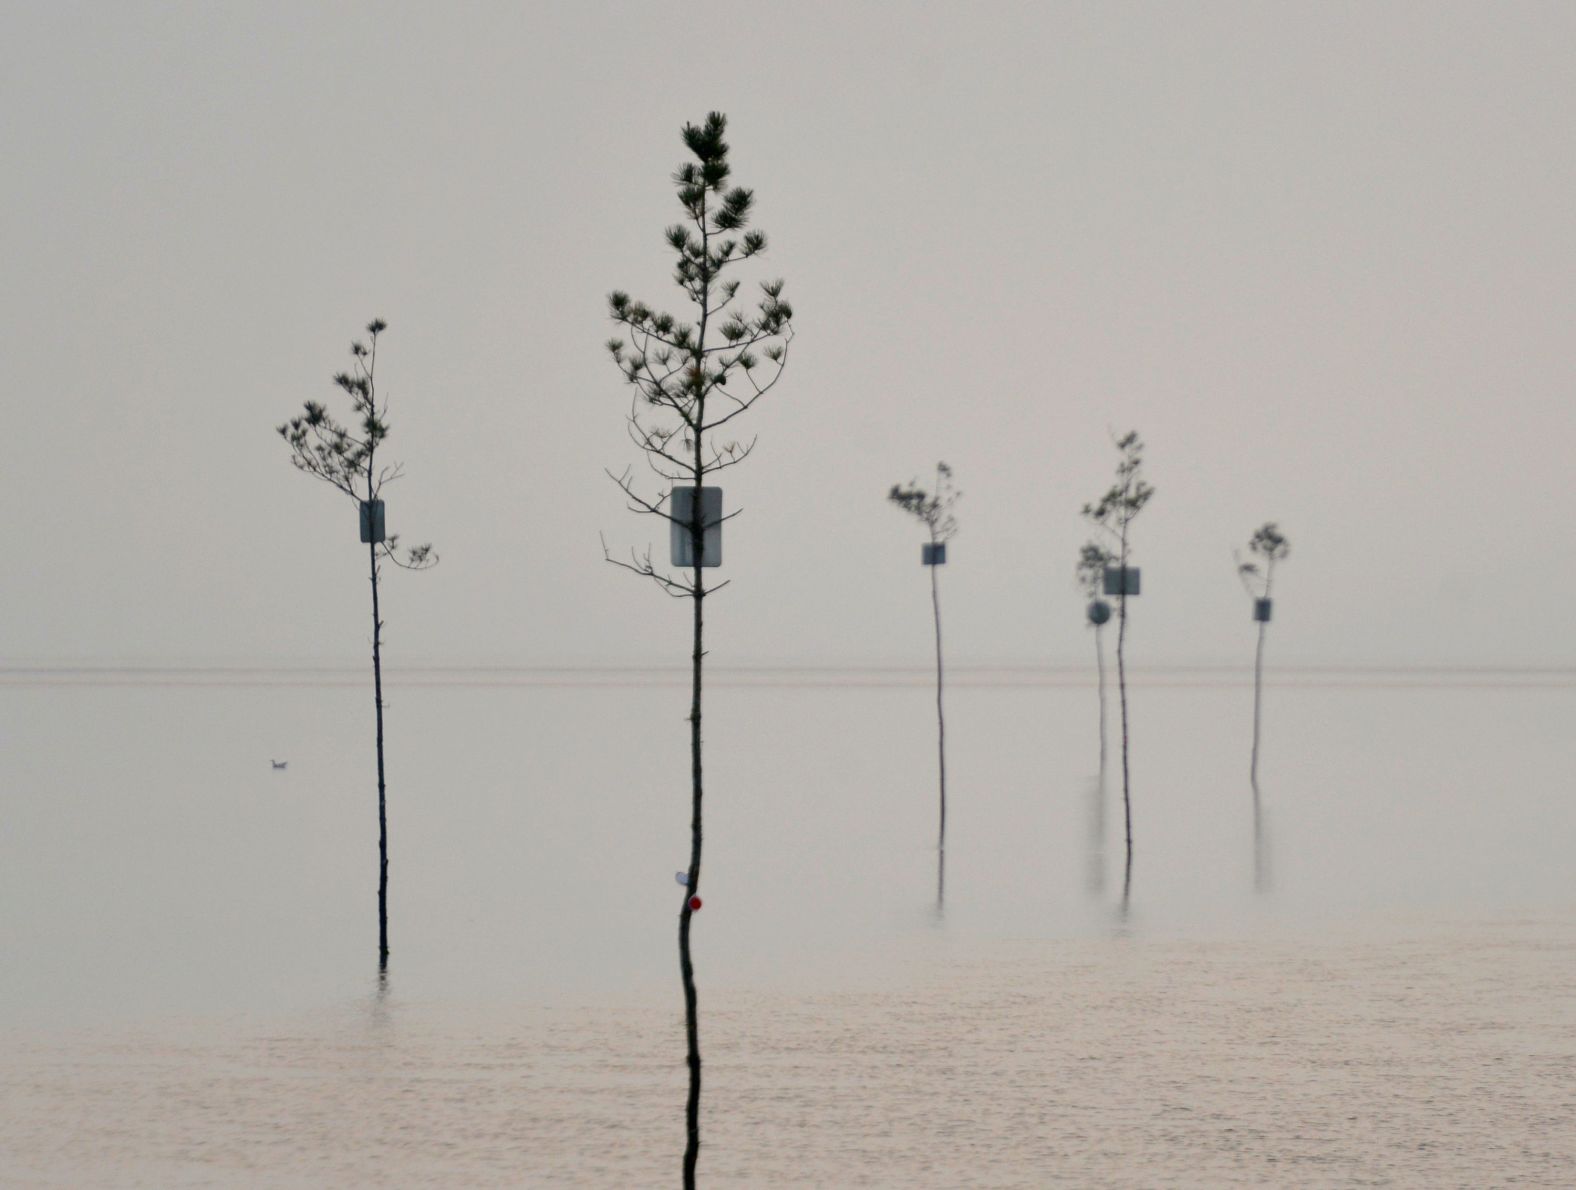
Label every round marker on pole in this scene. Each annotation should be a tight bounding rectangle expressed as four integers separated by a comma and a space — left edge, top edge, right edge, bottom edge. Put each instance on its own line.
688, 896, 702, 911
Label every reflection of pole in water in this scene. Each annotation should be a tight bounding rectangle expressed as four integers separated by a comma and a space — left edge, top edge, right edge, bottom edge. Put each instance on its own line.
1085, 771, 1107, 896
1253, 798, 1272, 894
1121, 825, 1133, 914
367, 968, 392, 1031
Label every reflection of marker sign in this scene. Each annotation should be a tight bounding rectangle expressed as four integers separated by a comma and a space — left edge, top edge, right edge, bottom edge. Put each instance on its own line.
688, 896, 703, 911
675, 871, 690, 886
1087, 599, 1111, 626
922, 542, 946, 566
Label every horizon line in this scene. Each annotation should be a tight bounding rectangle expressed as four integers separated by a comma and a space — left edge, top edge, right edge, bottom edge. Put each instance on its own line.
2, 660, 1572, 691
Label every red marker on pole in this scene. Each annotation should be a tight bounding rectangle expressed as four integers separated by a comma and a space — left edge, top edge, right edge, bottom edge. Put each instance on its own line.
688, 895, 702, 911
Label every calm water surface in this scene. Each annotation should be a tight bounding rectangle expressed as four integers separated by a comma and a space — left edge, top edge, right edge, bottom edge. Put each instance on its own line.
2, 670, 1573, 1185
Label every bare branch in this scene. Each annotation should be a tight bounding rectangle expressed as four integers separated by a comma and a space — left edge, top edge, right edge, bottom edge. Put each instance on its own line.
384, 541, 438, 571
626, 405, 699, 479
694, 436, 758, 475
605, 466, 683, 526
600, 532, 697, 597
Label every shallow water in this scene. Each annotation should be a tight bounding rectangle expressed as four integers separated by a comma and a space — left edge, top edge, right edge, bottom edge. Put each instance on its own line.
2, 669, 1573, 1184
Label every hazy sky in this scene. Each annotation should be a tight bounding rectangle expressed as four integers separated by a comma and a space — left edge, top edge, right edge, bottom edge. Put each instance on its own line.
3, 2, 1572, 669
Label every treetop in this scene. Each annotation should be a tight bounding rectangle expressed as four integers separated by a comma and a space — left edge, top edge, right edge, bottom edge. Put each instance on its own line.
1248, 522, 1290, 561
1236, 522, 1288, 597
1082, 429, 1154, 537
889, 462, 960, 543
276, 319, 436, 571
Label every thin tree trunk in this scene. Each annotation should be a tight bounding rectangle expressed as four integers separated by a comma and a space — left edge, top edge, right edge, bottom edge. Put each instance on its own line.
1251, 614, 1268, 893
681, 544, 702, 1188
1117, 553, 1132, 907
681, 257, 709, 1184
930, 552, 946, 905
1250, 620, 1266, 795
1251, 564, 1274, 894
369, 539, 388, 971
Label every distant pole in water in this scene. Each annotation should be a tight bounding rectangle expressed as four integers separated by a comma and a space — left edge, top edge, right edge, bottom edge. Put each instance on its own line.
888, 462, 961, 909
1236, 522, 1289, 893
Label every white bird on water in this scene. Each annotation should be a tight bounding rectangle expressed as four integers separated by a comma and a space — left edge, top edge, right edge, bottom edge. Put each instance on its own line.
271, 759, 288, 771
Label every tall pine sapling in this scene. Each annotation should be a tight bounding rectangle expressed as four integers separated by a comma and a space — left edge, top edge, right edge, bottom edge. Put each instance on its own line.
277, 320, 436, 972
1236, 521, 1289, 890
601, 112, 792, 1190
1081, 431, 1153, 904
888, 462, 960, 906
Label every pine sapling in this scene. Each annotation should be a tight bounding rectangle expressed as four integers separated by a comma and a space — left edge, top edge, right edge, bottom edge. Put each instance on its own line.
1236, 521, 1289, 891
601, 112, 793, 1190
277, 320, 436, 972
888, 462, 960, 906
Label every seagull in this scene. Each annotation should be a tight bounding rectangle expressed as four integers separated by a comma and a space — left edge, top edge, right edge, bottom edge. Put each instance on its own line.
271, 759, 288, 771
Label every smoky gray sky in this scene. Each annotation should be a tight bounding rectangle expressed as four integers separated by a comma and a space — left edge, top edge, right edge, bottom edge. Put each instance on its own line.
3, 1, 1572, 670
